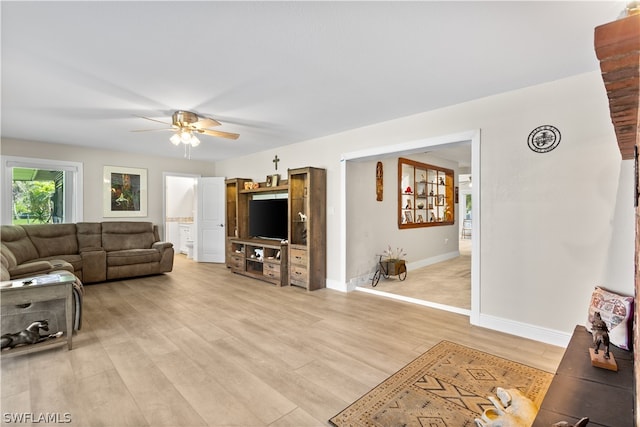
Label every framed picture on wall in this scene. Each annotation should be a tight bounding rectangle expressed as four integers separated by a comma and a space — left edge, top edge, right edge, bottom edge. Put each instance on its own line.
103, 166, 148, 217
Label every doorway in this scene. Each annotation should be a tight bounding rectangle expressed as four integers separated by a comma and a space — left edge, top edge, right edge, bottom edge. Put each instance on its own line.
340, 130, 480, 323
163, 173, 227, 263
361, 172, 473, 314
163, 173, 198, 258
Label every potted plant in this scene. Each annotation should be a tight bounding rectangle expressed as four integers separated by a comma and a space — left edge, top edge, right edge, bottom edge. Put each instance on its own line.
383, 245, 406, 275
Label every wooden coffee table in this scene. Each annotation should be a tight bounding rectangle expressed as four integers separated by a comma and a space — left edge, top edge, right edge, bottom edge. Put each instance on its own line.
1, 272, 76, 357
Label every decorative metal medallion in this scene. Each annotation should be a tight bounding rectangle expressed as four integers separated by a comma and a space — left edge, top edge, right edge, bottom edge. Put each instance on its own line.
527, 125, 561, 153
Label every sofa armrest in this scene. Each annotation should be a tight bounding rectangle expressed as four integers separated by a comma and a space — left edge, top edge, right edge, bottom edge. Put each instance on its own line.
152, 242, 173, 251
80, 249, 106, 283
154, 243, 174, 273
8, 260, 55, 279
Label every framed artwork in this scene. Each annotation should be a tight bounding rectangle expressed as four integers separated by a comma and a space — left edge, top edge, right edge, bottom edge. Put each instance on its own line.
266, 174, 280, 187
103, 166, 147, 217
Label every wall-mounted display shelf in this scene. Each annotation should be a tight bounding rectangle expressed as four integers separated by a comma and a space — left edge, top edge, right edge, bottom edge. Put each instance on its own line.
398, 157, 455, 229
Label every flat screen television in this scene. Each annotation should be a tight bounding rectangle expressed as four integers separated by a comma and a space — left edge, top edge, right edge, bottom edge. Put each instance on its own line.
248, 198, 288, 240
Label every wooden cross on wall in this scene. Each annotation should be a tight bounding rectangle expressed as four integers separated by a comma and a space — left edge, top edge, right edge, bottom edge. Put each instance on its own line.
273, 155, 280, 170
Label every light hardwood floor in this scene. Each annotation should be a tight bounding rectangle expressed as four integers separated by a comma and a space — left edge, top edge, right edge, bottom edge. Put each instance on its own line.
1, 255, 563, 427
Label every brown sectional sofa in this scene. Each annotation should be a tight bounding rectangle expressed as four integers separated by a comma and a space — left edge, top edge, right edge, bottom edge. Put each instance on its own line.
1, 221, 174, 283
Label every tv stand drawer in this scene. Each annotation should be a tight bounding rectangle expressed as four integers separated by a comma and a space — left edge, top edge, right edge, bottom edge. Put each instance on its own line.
290, 248, 308, 265
230, 254, 245, 271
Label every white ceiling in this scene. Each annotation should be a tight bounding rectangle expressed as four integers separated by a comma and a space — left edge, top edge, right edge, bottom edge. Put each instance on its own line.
1, 1, 625, 162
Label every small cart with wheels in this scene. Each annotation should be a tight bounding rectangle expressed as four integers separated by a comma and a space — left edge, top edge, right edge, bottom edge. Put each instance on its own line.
371, 254, 407, 286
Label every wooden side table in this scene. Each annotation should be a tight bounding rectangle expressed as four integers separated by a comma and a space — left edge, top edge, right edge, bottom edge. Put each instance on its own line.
1, 272, 75, 357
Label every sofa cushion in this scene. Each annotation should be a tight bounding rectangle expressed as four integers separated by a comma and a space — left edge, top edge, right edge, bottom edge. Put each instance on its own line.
102, 222, 155, 251
107, 249, 161, 266
41, 254, 82, 272
0, 253, 9, 281
1, 245, 17, 269
1, 225, 39, 265
76, 222, 102, 250
22, 224, 78, 258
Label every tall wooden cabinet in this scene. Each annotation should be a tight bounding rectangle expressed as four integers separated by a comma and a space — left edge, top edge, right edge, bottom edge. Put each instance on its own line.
288, 167, 326, 290
225, 178, 250, 266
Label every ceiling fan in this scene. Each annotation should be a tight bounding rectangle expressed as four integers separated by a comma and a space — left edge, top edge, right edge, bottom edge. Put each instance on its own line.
133, 110, 239, 157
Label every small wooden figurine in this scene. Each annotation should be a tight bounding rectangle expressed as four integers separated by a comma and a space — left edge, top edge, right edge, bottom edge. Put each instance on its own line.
376, 161, 383, 201
589, 312, 617, 371
591, 312, 610, 359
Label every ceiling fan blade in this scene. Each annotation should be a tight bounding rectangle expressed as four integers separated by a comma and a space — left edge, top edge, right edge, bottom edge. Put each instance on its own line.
198, 128, 240, 140
192, 117, 221, 129
130, 128, 175, 132
135, 115, 173, 126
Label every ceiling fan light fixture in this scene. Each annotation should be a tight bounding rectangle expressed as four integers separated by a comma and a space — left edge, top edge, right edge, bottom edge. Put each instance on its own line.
169, 133, 181, 145
190, 135, 201, 147
180, 130, 192, 143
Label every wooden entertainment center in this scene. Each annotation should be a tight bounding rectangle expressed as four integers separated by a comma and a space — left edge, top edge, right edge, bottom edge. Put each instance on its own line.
225, 167, 326, 290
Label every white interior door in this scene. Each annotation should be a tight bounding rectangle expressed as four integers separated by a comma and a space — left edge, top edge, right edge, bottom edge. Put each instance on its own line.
195, 177, 225, 263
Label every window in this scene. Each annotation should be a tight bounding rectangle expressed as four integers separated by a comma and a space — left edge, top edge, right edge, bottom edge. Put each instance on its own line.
2, 156, 83, 224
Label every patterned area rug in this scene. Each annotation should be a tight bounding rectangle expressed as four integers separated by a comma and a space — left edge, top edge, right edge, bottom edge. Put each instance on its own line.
329, 341, 553, 427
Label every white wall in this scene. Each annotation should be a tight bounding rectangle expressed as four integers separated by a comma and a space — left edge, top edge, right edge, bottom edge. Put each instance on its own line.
0, 139, 214, 236
214, 71, 635, 345
165, 176, 196, 220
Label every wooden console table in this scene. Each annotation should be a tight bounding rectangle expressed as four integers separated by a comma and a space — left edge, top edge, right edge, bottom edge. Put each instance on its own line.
1, 272, 75, 357
533, 325, 633, 426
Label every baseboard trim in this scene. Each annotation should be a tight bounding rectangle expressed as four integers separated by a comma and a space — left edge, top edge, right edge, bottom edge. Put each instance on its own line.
475, 313, 572, 348
326, 278, 349, 292
355, 287, 471, 316
406, 250, 460, 271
